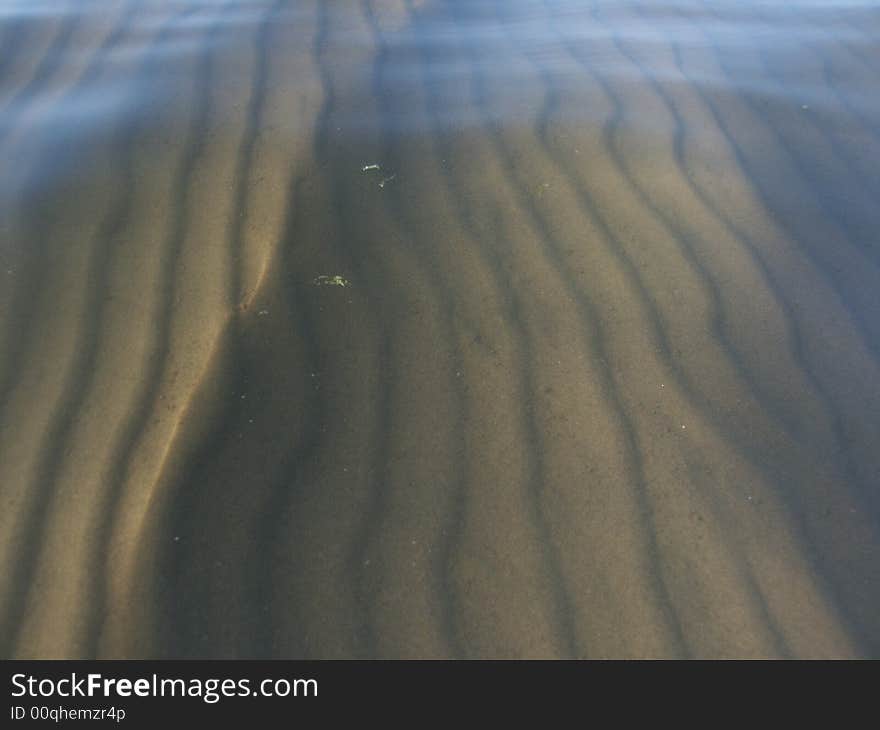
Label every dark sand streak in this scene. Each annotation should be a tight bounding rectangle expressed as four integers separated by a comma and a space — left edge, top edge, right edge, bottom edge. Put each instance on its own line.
78, 3, 227, 656
689, 3, 880, 365
0, 0, 83, 127
0, 2, 117, 418
658, 8, 880, 651
361, 0, 465, 658
627, 0, 880, 562
519, 0, 706, 654
600, 1, 880, 561
595, 0, 810, 657
0, 3, 206, 657
444, 0, 594, 658
564, 0, 873, 651
403, 0, 578, 657
312, 0, 392, 659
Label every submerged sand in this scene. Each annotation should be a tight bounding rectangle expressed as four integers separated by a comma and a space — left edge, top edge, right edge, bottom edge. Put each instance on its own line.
0, 0, 879, 658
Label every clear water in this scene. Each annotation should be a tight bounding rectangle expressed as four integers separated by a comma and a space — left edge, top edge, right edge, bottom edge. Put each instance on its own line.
0, 0, 879, 658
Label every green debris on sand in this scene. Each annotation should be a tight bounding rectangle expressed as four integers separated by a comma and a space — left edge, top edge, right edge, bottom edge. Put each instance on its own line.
312, 274, 351, 288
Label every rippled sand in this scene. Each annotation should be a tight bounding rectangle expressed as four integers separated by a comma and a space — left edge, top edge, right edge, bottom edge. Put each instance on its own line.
1, 0, 879, 658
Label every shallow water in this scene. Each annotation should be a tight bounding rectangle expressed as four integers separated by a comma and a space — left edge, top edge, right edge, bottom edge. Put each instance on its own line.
0, 0, 879, 658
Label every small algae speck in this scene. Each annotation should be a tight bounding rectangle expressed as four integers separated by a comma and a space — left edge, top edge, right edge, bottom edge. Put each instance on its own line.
312, 274, 351, 288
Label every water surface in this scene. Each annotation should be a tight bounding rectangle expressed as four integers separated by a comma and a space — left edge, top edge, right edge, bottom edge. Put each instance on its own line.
1, 0, 879, 658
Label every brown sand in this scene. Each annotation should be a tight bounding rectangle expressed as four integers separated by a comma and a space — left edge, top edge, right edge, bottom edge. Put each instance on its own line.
0, 0, 878, 658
